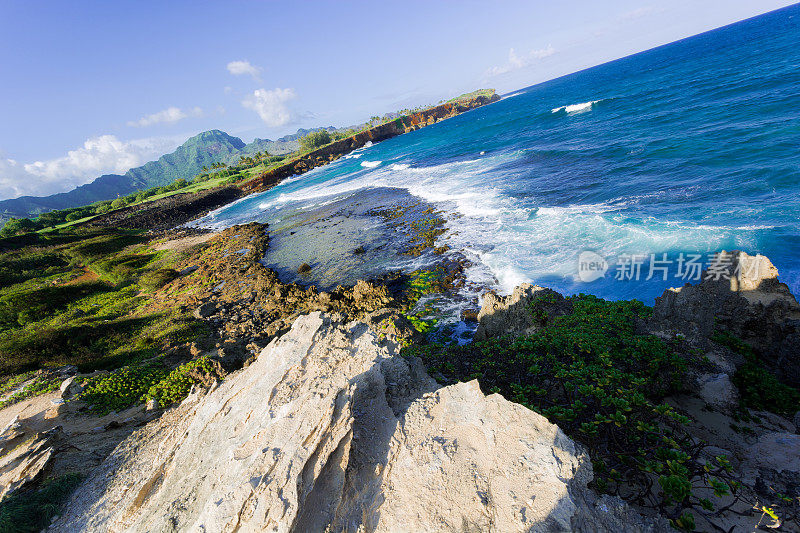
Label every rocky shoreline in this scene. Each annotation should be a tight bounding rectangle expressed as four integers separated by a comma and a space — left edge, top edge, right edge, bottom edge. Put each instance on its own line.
241, 91, 501, 194
41, 248, 800, 531
2, 194, 799, 530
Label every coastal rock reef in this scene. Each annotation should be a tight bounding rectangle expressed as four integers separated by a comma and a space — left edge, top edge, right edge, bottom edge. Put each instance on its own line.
8, 241, 798, 532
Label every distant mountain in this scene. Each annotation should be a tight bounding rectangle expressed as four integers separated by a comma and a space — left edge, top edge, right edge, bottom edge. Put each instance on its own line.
0, 126, 349, 224
0, 130, 245, 222
236, 127, 338, 157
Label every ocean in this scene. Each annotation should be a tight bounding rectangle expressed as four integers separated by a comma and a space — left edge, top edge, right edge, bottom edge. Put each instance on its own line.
195, 5, 800, 326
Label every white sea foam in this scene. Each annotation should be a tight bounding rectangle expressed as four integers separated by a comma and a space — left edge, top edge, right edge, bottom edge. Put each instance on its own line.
360, 160, 381, 168
551, 99, 602, 114
195, 146, 759, 301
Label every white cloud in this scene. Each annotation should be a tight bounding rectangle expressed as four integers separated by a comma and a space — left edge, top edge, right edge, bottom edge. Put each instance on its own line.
0, 135, 178, 199
127, 106, 203, 127
227, 60, 262, 80
242, 88, 297, 127
487, 45, 556, 76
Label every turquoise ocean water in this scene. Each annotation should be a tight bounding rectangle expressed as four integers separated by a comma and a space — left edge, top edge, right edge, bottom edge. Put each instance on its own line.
196, 5, 800, 308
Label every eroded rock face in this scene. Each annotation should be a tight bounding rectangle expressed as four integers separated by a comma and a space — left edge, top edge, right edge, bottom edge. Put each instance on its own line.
651, 251, 800, 386
52, 313, 660, 532
0, 419, 59, 499
474, 284, 569, 341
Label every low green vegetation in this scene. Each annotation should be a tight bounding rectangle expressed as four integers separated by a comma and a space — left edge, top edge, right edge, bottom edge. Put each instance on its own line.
0, 375, 61, 409
144, 356, 224, 407
0, 250, 69, 288
78, 363, 169, 415
0, 227, 210, 379
402, 269, 450, 335
78, 356, 225, 414
0, 473, 84, 533
711, 331, 800, 416
403, 294, 758, 530
1, 179, 195, 236
2, 165, 255, 236
446, 88, 497, 103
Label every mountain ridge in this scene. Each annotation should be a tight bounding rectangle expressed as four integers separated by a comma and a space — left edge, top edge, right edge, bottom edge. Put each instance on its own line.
0, 130, 246, 221
0, 127, 337, 223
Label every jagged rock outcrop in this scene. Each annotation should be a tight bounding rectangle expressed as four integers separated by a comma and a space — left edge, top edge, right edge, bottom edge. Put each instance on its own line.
0, 419, 59, 499
650, 250, 800, 386
474, 284, 569, 340
52, 313, 661, 532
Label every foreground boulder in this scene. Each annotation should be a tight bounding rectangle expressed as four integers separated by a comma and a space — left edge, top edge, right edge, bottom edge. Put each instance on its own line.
52, 313, 660, 532
651, 250, 800, 386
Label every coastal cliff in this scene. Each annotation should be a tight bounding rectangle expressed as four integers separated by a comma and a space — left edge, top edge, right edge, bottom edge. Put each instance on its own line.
241, 91, 500, 193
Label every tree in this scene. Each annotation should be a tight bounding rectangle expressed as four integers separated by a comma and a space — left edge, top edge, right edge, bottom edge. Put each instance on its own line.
0, 217, 37, 236
299, 130, 332, 152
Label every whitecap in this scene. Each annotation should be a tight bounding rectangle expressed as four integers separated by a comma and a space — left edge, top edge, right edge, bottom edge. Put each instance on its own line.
551, 99, 602, 114
361, 160, 381, 168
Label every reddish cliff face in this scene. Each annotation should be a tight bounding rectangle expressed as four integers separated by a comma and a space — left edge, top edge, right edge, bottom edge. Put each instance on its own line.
242, 92, 500, 193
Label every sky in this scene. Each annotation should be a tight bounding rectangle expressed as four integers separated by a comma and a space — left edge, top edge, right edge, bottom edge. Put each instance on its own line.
0, 0, 796, 200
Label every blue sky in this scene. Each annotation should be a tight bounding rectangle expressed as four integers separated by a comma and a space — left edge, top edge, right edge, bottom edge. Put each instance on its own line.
0, 0, 796, 199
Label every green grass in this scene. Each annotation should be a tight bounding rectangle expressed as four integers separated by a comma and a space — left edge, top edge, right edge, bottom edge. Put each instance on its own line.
0, 228, 210, 378
0, 473, 83, 533
129, 174, 231, 205
38, 214, 97, 232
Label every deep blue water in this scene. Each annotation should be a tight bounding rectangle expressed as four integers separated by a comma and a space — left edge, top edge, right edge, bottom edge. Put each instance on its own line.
197, 5, 800, 304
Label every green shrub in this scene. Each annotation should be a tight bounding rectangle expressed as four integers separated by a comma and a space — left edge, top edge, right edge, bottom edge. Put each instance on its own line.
144, 356, 224, 407
404, 295, 748, 526
0, 218, 37, 237
78, 363, 169, 414
0, 473, 83, 533
712, 331, 800, 416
